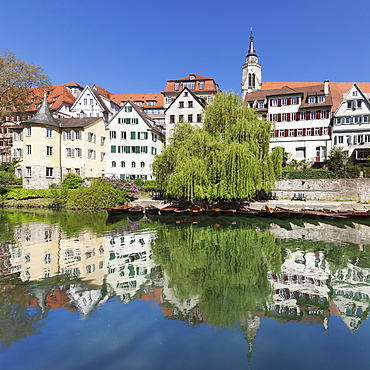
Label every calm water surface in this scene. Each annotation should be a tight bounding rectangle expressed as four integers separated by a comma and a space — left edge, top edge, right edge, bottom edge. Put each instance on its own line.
0, 210, 370, 369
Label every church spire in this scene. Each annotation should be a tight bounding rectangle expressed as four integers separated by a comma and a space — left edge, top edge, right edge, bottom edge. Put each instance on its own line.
242, 28, 262, 98
248, 28, 257, 56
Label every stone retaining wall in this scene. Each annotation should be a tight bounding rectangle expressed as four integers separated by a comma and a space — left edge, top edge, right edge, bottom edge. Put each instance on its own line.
273, 179, 370, 202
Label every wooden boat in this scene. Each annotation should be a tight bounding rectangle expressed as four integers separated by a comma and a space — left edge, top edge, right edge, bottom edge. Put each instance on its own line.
261, 205, 290, 218
203, 206, 221, 216
236, 208, 259, 216
187, 207, 203, 215
144, 204, 160, 214
128, 205, 145, 214
276, 207, 303, 218
106, 203, 132, 215
220, 209, 236, 215
174, 207, 188, 215
159, 205, 177, 215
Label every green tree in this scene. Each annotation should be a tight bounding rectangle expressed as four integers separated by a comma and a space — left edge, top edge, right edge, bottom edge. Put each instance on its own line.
153, 91, 282, 200
325, 147, 360, 178
0, 49, 51, 122
62, 174, 82, 189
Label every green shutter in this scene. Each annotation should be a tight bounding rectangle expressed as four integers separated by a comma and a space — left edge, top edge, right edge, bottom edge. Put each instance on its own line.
145, 146, 148, 153
135, 146, 140, 153
125, 146, 130, 153
144, 132, 148, 140
125, 118, 131, 124
118, 146, 121, 153
131, 132, 136, 140
111, 145, 116, 153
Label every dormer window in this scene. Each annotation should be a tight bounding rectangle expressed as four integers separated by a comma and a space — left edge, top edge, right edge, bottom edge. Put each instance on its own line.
318, 96, 325, 103
146, 100, 156, 106
134, 101, 143, 106
199, 81, 204, 90
258, 101, 264, 108
308, 96, 315, 104
175, 82, 180, 91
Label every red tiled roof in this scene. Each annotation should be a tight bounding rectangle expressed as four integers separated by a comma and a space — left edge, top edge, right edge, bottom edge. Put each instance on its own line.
162, 73, 219, 94
111, 92, 164, 109
92, 84, 113, 99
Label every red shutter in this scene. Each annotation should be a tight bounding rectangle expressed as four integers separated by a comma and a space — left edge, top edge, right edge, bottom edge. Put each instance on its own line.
311, 128, 315, 136
287, 98, 291, 105
328, 126, 332, 135
296, 97, 300, 104
270, 100, 273, 107
287, 113, 291, 121
277, 113, 281, 122
306, 111, 310, 120
278, 99, 282, 107
316, 111, 320, 119
296, 112, 300, 121
303, 128, 306, 136
284, 129, 288, 137
294, 129, 297, 136
326, 110, 330, 119
275, 130, 279, 137
319, 127, 323, 135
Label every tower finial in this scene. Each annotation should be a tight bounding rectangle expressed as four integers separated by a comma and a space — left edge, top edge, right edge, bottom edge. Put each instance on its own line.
248, 28, 256, 56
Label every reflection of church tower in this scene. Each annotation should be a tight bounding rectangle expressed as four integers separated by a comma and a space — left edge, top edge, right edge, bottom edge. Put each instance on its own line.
239, 314, 260, 366
242, 29, 262, 99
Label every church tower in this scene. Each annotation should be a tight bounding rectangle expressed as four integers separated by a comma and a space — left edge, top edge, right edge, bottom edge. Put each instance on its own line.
242, 29, 262, 99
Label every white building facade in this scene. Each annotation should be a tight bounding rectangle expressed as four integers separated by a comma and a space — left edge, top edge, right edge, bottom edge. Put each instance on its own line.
105, 101, 164, 180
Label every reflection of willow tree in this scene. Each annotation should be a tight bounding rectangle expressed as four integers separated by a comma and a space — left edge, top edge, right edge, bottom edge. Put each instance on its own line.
152, 224, 282, 328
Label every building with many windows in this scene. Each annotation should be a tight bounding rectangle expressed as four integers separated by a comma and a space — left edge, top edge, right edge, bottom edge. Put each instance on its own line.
13, 95, 107, 188
105, 101, 164, 180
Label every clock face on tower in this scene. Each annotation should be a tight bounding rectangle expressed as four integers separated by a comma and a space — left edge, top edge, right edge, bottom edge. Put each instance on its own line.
248, 56, 257, 63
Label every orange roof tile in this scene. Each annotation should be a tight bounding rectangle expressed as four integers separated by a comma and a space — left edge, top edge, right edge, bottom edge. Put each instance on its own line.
111, 92, 164, 109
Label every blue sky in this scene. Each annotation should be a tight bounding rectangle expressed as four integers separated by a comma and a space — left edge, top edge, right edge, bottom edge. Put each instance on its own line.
2, 0, 369, 94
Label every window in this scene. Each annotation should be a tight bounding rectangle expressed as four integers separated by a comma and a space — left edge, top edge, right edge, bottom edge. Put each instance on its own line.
75, 168, 80, 175
310, 111, 316, 120
152, 133, 157, 142
131, 161, 136, 168
138, 132, 148, 140
110, 131, 116, 140
46, 128, 53, 138
314, 128, 320, 135
358, 135, 364, 143
140, 161, 145, 168
90, 99, 94, 105
26, 145, 31, 155
26, 126, 31, 136
88, 149, 95, 159
188, 101, 193, 108
112, 161, 116, 168
75, 130, 81, 140
179, 115, 184, 122
46, 167, 53, 177
199, 81, 204, 90
65, 131, 72, 140
308, 96, 315, 104
289, 129, 294, 136
140, 146, 148, 153
297, 129, 303, 136
336, 118, 342, 125
66, 148, 74, 157
306, 128, 311, 136
197, 114, 202, 123
170, 115, 175, 124
282, 113, 287, 122
146, 100, 156, 106
345, 117, 351, 124
282, 98, 287, 105
84, 98, 87, 105
88, 132, 96, 142
291, 97, 298, 105
151, 147, 157, 155
183, 82, 195, 90
272, 114, 278, 121
347, 101, 353, 109
363, 116, 369, 123
26, 167, 31, 177
291, 112, 297, 121
101, 137, 105, 145
101, 153, 105, 161
134, 101, 143, 106
75, 148, 82, 157
353, 116, 360, 124
175, 82, 180, 91
179, 101, 184, 108
271, 99, 278, 107
166, 97, 173, 104
353, 91, 358, 96
318, 96, 325, 103
132, 118, 138, 124
46, 146, 53, 156
296, 148, 306, 159
258, 101, 264, 108
357, 100, 362, 108
125, 106, 132, 112
338, 136, 344, 144
121, 161, 125, 168
279, 130, 285, 137
188, 114, 193, 123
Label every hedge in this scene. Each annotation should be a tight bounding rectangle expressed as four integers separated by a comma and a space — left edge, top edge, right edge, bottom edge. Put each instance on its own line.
281, 169, 333, 179
5, 188, 70, 200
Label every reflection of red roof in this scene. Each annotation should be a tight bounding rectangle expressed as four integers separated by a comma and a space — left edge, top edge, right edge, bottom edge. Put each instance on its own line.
139, 287, 162, 303
45, 287, 71, 310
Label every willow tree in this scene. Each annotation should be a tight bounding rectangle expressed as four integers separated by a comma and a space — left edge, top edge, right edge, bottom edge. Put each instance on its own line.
153, 91, 283, 200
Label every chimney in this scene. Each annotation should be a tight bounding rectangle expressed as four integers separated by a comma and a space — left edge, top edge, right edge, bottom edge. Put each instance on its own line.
324, 80, 329, 96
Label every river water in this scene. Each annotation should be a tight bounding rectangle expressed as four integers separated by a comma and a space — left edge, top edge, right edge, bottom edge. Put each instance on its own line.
0, 210, 370, 369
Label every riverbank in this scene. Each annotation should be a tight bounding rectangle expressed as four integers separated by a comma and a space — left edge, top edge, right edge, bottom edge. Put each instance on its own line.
3, 197, 369, 212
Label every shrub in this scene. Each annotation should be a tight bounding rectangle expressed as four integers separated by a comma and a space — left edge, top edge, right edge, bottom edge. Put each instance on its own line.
281, 169, 333, 179
67, 178, 129, 209
62, 174, 83, 189
5, 188, 68, 200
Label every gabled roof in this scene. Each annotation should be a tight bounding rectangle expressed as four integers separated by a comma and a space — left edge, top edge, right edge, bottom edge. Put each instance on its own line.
92, 84, 113, 99
162, 73, 219, 94
59, 117, 104, 129
108, 101, 164, 136
111, 92, 164, 109
22, 95, 61, 128
71, 85, 107, 113
164, 87, 205, 113
245, 83, 333, 110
